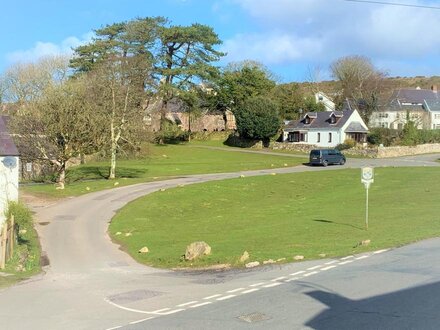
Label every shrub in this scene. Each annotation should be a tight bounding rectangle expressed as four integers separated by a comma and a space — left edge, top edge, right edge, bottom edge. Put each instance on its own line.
336, 138, 356, 150
5, 201, 32, 229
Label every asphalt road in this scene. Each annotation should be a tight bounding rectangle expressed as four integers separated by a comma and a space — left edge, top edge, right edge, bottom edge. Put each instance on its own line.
0, 153, 438, 330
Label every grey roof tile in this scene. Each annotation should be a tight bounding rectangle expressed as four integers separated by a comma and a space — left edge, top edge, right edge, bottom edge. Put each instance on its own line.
285, 110, 355, 130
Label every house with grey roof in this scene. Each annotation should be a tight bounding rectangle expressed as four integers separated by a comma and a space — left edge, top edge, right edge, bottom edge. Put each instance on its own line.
282, 109, 368, 148
370, 86, 440, 130
0, 116, 19, 227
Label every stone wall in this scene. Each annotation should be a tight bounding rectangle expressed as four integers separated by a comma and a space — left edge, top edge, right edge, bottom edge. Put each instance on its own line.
377, 143, 440, 158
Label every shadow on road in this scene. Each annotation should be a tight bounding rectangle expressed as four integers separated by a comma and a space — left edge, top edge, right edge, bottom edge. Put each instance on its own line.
305, 281, 440, 329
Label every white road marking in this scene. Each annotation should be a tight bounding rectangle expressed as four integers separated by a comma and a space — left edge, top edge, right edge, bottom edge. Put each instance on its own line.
307, 265, 322, 270
190, 301, 212, 308
241, 288, 260, 294
263, 282, 283, 288
321, 265, 337, 271
271, 276, 287, 282
160, 309, 185, 315
290, 271, 305, 276
203, 294, 223, 300
151, 308, 171, 313
303, 271, 318, 277
339, 260, 354, 265
105, 326, 122, 330
340, 255, 354, 260
104, 298, 155, 314
285, 277, 299, 282
249, 282, 266, 287
324, 260, 338, 265
355, 255, 370, 260
177, 301, 198, 307
227, 288, 246, 293
216, 295, 236, 301
129, 317, 155, 325
374, 249, 389, 254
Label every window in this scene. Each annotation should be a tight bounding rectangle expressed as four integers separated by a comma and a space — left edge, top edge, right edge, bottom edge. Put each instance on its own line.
330, 116, 336, 124
378, 113, 389, 118
317, 132, 321, 143
304, 117, 310, 124
380, 123, 388, 128
435, 114, 440, 120
328, 133, 332, 143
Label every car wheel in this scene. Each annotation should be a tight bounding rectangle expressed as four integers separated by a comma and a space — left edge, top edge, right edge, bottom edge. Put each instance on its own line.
323, 160, 328, 167
339, 159, 346, 165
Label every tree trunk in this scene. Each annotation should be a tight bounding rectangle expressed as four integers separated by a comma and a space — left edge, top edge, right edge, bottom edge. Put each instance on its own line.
57, 162, 66, 190
109, 139, 117, 179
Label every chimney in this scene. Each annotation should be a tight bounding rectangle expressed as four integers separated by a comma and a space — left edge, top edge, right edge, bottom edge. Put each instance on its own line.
432, 85, 438, 93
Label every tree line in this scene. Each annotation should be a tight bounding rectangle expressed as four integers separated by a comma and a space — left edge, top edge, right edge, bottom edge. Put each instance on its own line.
0, 17, 385, 188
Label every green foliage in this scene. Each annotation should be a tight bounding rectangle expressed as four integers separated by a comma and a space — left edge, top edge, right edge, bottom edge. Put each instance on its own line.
303, 95, 326, 113
234, 96, 282, 143
6, 201, 33, 229
336, 138, 357, 150
400, 120, 420, 146
367, 128, 399, 146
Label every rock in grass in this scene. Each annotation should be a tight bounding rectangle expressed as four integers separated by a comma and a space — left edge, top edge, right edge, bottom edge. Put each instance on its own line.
239, 174, 245, 178
19, 229, 27, 235
138, 247, 149, 253
115, 232, 122, 236
184, 241, 211, 261
319, 254, 326, 258
263, 259, 275, 265
361, 239, 371, 246
245, 261, 260, 268
125, 232, 132, 237
277, 258, 286, 262
293, 255, 304, 261
239, 251, 249, 263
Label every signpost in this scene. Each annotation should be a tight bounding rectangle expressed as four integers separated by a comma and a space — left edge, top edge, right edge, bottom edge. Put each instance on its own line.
361, 167, 374, 230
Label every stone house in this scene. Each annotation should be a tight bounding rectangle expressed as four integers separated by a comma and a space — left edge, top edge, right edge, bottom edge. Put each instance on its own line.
0, 116, 19, 227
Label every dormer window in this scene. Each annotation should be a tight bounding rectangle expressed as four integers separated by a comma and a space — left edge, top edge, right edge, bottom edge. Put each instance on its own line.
330, 116, 336, 124
305, 117, 310, 124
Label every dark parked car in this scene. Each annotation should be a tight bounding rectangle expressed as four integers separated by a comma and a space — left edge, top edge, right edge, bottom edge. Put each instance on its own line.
309, 149, 346, 166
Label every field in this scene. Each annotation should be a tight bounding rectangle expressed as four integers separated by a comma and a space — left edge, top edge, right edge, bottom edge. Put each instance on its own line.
109, 167, 440, 269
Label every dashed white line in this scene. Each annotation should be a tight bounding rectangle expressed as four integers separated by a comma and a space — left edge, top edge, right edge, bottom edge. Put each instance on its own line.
241, 288, 260, 294
321, 265, 337, 271
340, 255, 354, 260
263, 282, 283, 288
177, 301, 198, 307
204, 294, 223, 300
303, 271, 319, 277
105, 326, 122, 330
227, 288, 246, 293
271, 276, 287, 282
285, 277, 299, 282
216, 295, 236, 301
190, 302, 212, 308
129, 317, 155, 325
290, 271, 305, 276
324, 260, 338, 265
104, 298, 154, 314
374, 249, 389, 254
355, 255, 370, 260
307, 265, 322, 270
339, 260, 354, 265
249, 282, 266, 287
160, 309, 185, 315
151, 308, 171, 313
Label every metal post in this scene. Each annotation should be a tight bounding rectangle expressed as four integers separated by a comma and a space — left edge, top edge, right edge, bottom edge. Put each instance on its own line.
365, 184, 369, 231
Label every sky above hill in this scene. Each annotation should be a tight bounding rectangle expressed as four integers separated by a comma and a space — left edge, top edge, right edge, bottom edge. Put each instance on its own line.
2, 0, 440, 82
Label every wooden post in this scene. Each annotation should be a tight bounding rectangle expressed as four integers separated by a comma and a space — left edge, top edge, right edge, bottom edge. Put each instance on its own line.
9, 215, 14, 257
1, 223, 7, 269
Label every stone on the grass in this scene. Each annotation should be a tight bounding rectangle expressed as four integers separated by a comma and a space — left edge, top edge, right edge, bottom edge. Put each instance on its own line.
293, 255, 304, 261
319, 254, 326, 258
245, 261, 260, 268
184, 241, 211, 261
138, 247, 149, 253
239, 251, 249, 263
160, 188, 166, 192
125, 232, 132, 237
114, 182, 119, 186
19, 229, 27, 235
115, 232, 122, 236
271, 173, 276, 176
263, 259, 275, 265
360, 239, 371, 246
276, 258, 286, 262
239, 174, 245, 178
284, 163, 288, 167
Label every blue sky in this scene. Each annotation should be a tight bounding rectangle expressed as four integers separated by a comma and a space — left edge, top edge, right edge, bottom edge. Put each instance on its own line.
2, 0, 440, 82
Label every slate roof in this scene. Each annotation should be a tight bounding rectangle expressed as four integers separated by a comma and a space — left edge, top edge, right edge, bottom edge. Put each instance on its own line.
284, 110, 355, 131
345, 122, 369, 133
391, 88, 440, 104
0, 116, 19, 156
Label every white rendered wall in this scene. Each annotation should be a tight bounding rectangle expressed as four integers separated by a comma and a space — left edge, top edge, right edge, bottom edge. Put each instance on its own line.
0, 156, 19, 226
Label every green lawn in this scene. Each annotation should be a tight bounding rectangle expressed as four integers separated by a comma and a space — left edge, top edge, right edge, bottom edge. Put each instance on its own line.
22, 143, 305, 198
109, 167, 440, 269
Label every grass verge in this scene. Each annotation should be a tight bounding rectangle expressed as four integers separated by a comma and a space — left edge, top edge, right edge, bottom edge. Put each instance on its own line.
109, 167, 440, 269
0, 203, 41, 289
22, 143, 305, 198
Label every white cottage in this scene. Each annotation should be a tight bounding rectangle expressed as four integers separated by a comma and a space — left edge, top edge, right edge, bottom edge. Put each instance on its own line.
282, 109, 368, 148
0, 116, 19, 227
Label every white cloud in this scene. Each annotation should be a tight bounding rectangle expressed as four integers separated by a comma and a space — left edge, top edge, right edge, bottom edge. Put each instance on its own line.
224, 0, 440, 76
6, 32, 93, 64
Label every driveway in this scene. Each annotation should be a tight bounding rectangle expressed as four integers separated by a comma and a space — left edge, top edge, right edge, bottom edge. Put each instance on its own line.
0, 153, 438, 329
